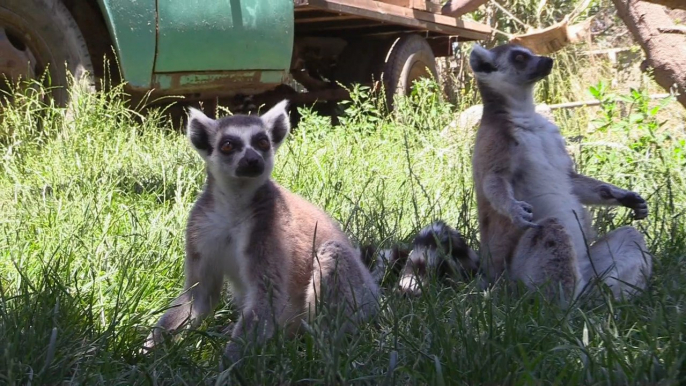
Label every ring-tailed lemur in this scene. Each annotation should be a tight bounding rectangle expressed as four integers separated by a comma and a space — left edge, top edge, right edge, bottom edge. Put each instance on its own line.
359, 243, 409, 285
359, 220, 480, 296
469, 43, 652, 301
397, 220, 480, 296
144, 100, 380, 365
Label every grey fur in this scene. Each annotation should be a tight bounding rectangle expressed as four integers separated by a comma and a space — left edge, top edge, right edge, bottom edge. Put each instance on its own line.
144, 100, 380, 365
470, 43, 652, 302
398, 221, 480, 296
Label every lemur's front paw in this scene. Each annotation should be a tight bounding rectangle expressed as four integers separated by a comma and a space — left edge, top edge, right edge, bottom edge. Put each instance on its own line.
599, 186, 648, 220
140, 329, 164, 354
509, 200, 538, 229
619, 191, 648, 220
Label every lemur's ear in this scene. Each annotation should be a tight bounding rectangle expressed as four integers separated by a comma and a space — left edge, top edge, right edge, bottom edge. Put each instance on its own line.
186, 107, 217, 158
260, 99, 291, 151
469, 44, 497, 74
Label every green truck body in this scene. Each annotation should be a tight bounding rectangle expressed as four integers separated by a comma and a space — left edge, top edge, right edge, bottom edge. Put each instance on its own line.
0, 0, 491, 108
96, 0, 293, 94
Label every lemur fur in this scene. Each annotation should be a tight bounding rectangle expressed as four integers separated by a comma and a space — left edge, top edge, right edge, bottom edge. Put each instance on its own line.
144, 100, 380, 365
359, 220, 479, 296
470, 43, 652, 301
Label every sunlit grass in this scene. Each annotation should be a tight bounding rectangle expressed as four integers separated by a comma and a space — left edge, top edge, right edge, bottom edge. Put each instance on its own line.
0, 68, 684, 384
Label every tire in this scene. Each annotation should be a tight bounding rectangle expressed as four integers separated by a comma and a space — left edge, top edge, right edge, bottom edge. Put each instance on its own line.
380, 34, 438, 110
0, 0, 94, 106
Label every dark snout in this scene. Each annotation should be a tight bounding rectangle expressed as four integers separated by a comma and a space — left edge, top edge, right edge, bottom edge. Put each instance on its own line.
236, 149, 265, 177
526, 56, 554, 83
538, 56, 554, 77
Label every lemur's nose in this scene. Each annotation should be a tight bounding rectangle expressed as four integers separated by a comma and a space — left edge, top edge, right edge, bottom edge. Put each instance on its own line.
242, 149, 261, 165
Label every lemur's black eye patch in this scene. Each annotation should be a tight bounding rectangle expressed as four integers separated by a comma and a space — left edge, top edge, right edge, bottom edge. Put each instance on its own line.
251, 133, 271, 151
510, 50, 531, 67
218, 135, 244, 154
473, 61, 497, 74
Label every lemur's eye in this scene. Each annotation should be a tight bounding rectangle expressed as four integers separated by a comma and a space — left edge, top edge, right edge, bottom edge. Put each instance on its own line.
257, 138, 270, 151
515, 54, 525, 62
220, 141, 234, 153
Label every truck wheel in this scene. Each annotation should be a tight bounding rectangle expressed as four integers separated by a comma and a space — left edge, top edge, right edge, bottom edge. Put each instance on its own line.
380, 34, 438, 110
0, 0, 94, 106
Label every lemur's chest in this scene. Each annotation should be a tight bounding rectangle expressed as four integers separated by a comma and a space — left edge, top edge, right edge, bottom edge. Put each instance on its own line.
195, 206, 254, 294
511, 114, 572, 175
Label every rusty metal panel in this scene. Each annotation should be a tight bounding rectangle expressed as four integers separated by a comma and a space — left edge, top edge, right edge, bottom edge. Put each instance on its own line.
154, 0, 294, 75
95, 0, 156, 89
152, 70, 286, 93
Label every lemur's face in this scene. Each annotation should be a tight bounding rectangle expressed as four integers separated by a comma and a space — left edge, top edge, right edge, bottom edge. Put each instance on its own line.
469, 43, 554, 88
186, 100, 290, 184
398, 221, 479, 296
210, 118, 272, 179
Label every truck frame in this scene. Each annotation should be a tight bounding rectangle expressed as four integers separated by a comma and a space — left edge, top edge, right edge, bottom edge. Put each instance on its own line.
0, 0, 491, 111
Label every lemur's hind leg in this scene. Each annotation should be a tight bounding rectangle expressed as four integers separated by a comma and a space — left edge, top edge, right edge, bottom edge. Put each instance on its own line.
582, 226, 652, 300
509, 218, 582, 302
306, 241, 380, 333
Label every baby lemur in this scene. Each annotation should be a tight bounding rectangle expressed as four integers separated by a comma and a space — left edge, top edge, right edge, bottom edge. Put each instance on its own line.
359, 221, 479, 296
144, 100, 380, 364
397, 220, 480, 296
470, 43, 652, 300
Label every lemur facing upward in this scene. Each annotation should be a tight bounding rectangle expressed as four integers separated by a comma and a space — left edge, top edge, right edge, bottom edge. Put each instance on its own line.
144, 100, 380, 365
470, 43, 652, 301
359, 221, 479, 296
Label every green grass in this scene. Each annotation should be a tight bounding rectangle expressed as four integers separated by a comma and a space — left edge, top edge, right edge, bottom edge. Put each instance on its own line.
1, 76, 685, 385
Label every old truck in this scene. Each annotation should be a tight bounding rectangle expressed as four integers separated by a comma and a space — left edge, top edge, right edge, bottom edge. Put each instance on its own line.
0, 0, 491, 111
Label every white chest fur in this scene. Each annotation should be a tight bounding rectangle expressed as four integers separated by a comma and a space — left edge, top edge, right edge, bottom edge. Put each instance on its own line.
193, 199, 253, 298
510, 111, 593, 262
511, 113, 573, 182
510, 112, 579, 218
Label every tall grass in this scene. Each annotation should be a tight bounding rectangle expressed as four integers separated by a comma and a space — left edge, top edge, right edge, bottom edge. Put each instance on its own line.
0, 70, 685, 384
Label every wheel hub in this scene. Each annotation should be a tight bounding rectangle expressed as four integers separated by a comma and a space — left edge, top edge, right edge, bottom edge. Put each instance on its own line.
405, 61, 431, 94
0, 26, 38, 83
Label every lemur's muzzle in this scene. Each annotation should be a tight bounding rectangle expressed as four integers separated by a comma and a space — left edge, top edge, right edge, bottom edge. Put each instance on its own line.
537, 57, 554, 77
527, 56, 554, 83
236, 149, 265, 177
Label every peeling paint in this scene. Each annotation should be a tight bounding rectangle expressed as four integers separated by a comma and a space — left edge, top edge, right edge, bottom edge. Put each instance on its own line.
152, 70, 285, 92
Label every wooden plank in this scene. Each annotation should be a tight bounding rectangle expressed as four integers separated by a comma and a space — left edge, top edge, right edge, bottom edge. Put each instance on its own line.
377, 0, 441, 13
295, 15, 362, 23
294, 9, 341, 18
295, 24, 421, 38
377, 0, 411, 6
546, 94, 671, 110
296, 20, 384, 31
410, 6, 491, 34
295, 0, 492, 40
